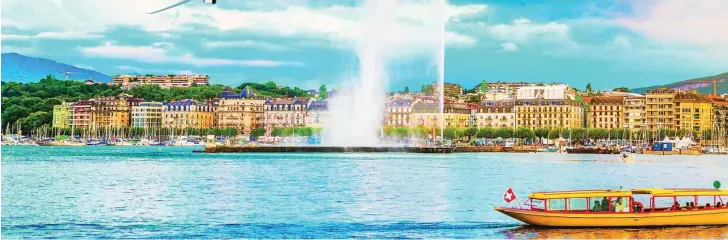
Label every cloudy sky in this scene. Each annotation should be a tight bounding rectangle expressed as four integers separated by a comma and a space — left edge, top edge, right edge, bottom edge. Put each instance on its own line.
2, 0, 727, 91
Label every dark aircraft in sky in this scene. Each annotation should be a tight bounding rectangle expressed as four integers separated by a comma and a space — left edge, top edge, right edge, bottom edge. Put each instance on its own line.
148, 0, 216, 14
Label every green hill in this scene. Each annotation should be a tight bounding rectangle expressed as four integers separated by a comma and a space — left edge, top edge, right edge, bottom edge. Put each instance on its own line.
632, 72, 728, 94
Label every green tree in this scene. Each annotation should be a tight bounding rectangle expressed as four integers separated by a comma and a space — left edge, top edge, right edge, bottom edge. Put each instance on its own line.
476, 127, 495, 139
495, 127, 514, 139
318, 84, 328, 100
271, 127, 283, 137
586, 83, 592, 92
250, 128, 266, 139
403, 86, 410, 94
444, 127, 459, 139
515, 127, 535, 141
480, 80, 487, 93
534, 127, 549, 140
464, 127, 477, 140
548, 127, 562, 140
613, 87, 630, 93
421, 84, 435, 95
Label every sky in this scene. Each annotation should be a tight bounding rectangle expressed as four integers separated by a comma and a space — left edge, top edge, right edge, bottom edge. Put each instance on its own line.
2, 0, 727, 91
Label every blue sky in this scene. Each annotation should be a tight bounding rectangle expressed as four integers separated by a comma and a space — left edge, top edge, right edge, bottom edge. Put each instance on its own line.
2, 0, 727, 91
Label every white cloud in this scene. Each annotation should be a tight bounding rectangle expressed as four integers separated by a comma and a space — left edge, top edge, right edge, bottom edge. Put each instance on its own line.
118, 65, 143, 72
178, 70, 197, 75
81, 42, 301, 67
2, 34, 32, 40
204, 40, 290, 51
35, 31, 103, 39
1, 0, 486, 52
488, 18, 571, 44
2, 31, 102, 40
616, 0, 728, 48
501, 42, 518, 52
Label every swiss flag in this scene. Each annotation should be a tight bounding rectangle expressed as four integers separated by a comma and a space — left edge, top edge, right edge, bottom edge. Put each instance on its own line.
504, 187, 517, 203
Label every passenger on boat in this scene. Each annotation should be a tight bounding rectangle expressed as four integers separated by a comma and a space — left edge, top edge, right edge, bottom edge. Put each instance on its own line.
690, 202, 696, 210
592, 201, 601, 212
613, 198, 624, 212
706, 203, 711, 208
601, 197, 609, 211
717, 202, 723, 208
672, 201, 681, 210
685, 202, 691, 210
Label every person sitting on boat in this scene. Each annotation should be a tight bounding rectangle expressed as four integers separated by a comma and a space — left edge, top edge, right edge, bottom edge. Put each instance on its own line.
591, 200, 601, 212
690, 202, 696, 210
706, 203, 711, 208
601, 197, 609, 212
717, 202, 723, 208
671, 201, 680, 211
684, 202, 691, 210
612, 198, 624, 212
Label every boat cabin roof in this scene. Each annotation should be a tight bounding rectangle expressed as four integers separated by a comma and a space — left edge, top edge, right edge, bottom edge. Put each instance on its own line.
529, 188, 728, 199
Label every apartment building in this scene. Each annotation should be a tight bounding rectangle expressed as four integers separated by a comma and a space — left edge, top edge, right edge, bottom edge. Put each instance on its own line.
645, 88, 676, 131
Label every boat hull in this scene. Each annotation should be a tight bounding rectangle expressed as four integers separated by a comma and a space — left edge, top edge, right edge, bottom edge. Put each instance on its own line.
495, 207, 728, 227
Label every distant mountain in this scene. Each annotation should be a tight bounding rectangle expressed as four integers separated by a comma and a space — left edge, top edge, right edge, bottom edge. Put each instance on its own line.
632, 72, 728, 95
1, 52, 112, 83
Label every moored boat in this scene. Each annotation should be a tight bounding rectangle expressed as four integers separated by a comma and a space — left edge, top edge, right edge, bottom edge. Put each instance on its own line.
495, 188, 728, 227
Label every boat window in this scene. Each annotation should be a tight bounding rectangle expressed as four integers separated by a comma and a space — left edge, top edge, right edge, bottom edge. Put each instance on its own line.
588, 197, 609, 212
611, 197, 630, 212
568, 198, 588, 211
529, 199, 546, 211
548, 199, 566, 211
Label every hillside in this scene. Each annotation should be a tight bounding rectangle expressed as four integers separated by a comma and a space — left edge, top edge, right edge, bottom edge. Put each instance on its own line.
632, 72, 728, 94
1, 52, 112, 83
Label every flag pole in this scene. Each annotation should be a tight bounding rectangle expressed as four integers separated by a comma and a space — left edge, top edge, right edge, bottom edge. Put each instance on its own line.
510, 185, 523, 209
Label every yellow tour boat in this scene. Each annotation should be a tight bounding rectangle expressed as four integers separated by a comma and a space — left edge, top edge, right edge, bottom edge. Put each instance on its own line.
495, 188, 728, 227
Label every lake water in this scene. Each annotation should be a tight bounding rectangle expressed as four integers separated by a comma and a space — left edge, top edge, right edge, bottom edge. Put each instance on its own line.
2, 146, 727, 238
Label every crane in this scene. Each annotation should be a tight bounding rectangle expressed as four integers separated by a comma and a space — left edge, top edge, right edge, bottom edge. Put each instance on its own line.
673, 78, 725, 96
59, 71, 87, 80
148, 0, 216, 14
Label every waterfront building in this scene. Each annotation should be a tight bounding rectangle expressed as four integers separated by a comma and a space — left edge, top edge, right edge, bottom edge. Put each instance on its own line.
587, 96, 625, 129
474, 100, 516, 128
217, 87, 266, 134
515, 99, 584, 129
708, 96, 728, 143
444, 103, 472, 128
673, 91, 714, 135
305, 100, 328, 128
411, 101, 440, 129
113, 74, 209, 89
474, 81, 530, 99
432, 83, 464, 96
645, 88, 676, 131
52, 102, 72, 129
69, 101, 92, 129
131, 102, 163, 128
624, 94, 647, 129
515, 85, 583, 129
386, 100, 415, 126
89, 94, 142, 128
163, 100, 215, 129
264, 98, 308, 130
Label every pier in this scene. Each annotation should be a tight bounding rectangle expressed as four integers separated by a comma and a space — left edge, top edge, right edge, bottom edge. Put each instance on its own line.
201, 145, 457, 153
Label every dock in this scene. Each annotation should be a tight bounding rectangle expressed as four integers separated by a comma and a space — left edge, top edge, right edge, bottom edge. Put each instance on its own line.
201, 145, 457, 153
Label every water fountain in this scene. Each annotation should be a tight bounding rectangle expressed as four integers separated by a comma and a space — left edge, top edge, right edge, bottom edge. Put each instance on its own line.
325, 0, 448, 147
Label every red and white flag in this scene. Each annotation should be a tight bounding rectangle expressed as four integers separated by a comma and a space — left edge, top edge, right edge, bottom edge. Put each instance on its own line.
504, 187, 517, 203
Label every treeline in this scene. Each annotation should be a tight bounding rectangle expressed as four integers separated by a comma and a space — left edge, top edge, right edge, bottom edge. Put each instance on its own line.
380, 126, 715, 141
37, 127, 240, 138
1, 75, 315, 134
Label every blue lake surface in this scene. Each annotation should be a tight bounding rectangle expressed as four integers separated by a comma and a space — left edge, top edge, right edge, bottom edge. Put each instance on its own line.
2, 146, 728, 238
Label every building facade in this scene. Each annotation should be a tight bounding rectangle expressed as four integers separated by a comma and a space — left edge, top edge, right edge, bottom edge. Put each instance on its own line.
163, 100, 215, 129
624, 94, 646, 129
674, 91, 713, 135
386, 100, 414, 126
69, 101, 92, 129
515, 99, 584, 129
131, 102, 163, 128
588, 96, 624, 129
645, 88, 676, 131
264, 98, 308, 129
52, 102, 72, 129
305, 100, 328, 128
113, 74, 209, 89
89, 94, 137, 128
411, 101, 440, 128
444, 103, 472, 128
474, 100, 516, 128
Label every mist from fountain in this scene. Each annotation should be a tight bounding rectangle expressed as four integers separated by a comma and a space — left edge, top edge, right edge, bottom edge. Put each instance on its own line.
324, 0, 447, 147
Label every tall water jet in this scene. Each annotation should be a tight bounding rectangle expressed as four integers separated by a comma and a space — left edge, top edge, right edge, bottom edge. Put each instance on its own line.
324, 0, 399, 146
437, 0, 447, 140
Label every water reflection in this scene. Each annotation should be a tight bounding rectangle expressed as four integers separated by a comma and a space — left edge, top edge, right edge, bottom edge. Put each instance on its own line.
505, 225, 728, 239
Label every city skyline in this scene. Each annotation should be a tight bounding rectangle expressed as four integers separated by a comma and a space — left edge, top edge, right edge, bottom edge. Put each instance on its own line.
2, 0, 727, 91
